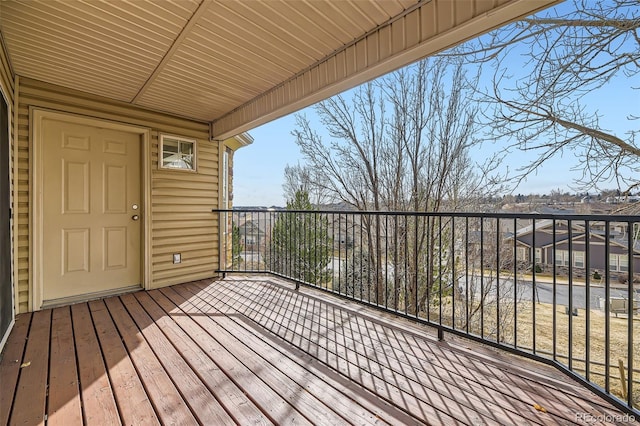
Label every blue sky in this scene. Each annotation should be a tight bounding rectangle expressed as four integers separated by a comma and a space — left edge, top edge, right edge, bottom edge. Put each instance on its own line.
233, 73, 638, 207
232, 3, 639, 207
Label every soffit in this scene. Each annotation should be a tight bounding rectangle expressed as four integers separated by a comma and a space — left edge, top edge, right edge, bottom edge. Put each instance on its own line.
0, 0, 560, 138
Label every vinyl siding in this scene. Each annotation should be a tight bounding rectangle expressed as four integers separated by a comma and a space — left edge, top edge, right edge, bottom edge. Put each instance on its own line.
16, 77, 222, 313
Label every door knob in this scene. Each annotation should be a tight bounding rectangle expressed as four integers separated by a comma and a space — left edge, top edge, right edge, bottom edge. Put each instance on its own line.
132, 215, 140, 221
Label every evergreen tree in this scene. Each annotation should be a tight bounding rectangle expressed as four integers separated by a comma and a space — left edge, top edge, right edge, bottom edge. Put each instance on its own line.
231, 222, 242, 268
268, 190, 332, 287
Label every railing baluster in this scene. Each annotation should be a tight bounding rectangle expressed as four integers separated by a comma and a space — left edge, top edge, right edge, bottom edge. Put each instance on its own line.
532, 217, 537, 355
465, 216, 469, 335
605, 222, 611, 394
513, 216, 517, 349
552, 218, 557, 362
568, 220, 573, 372
496, 217, 501, 344
404, 215, 408, 315
627, 219, 634, 407
385, 214, 389, 309
480, 217, 485, 340
438, 215, 443, 326
451, 216, 455, 330
585, 219, 591, 382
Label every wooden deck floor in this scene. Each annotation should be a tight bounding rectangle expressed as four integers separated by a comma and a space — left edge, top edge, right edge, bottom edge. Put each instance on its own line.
1, 276, 635, 425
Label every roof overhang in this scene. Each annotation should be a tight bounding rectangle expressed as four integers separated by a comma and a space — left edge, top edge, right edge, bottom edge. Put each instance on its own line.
0, 0, 561, 140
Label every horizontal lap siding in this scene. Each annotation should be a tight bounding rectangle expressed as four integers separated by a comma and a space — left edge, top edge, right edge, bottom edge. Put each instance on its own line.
16, 78, 220, 312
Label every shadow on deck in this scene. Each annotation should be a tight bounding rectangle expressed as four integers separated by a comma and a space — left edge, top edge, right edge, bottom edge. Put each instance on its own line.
1, 276, 636, 425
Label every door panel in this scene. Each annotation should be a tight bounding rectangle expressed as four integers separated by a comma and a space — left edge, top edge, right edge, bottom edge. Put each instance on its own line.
0, 92, 11, 344
42, 118, 141, 302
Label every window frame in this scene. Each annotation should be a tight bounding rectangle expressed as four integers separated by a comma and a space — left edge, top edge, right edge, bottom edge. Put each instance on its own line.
535, 248, 542, 263
159, 134, 197, 172
555, 250, 569, 267
609, 254, 628, 272
516, 246, 528, 261
573, 251, 585, 268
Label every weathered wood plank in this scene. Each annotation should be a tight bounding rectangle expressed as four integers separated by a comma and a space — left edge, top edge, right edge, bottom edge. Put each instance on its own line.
245, 278, 589, 421
104, 296, 197, 425
162, 285, 421, 426
10, 310, 50, 425
160, 285, 314, 426
87, 300, 159, 426
187, 280, 472, 425
262, 281, 554, 423
198, 278, 617, 426
0, 313, 31, 425
136, 290, 273, 426
71, 303, 121, 426
118, 293, 234, 426
3, 278, 634, 426
48, 307, 82, 426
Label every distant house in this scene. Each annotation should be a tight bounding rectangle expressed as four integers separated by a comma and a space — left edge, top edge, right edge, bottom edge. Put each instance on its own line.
237, 220, 266, 253
510, 219, 640, 281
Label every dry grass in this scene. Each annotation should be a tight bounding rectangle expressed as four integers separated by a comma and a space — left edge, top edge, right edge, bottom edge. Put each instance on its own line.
514, 302, 639, 406
438, 300, 639, 407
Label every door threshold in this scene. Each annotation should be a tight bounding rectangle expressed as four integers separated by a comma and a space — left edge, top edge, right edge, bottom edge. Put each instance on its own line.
41, 285, 142, 310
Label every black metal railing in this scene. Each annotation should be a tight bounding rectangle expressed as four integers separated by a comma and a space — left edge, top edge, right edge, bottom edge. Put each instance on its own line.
214, 208, 639, 416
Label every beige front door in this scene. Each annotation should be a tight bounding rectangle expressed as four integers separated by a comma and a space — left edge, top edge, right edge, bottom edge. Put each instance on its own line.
42, 118, 141, 303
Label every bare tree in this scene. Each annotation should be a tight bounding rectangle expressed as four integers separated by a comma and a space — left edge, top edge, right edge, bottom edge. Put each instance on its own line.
293, 57, 501, 311
454, 0, 640, 193
282, 164, 333, 206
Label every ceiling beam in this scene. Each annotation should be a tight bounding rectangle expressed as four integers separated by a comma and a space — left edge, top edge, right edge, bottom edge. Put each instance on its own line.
131, 0, 212, 104
210, 0, 561, 140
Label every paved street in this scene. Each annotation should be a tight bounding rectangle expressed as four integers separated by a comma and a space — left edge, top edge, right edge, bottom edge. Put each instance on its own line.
519, 280, 639, 309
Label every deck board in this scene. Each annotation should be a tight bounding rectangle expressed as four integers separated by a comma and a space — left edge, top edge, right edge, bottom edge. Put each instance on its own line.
189, 279, 537, 425
185, 280, 468, 424
0, 314, 30, 425
164, 284, 415, 426
88, 300, 159, 426
104, 296, 198, 425
120, 292, 235, 425
141, 290, 273, 426
194, 280, 530, 423
0, 276, 636, 425
71, 303, 121, 425
166, 284, 316, 425
48, 307, 82, 426
155, 286, 419, 426
10, 310, 51, 426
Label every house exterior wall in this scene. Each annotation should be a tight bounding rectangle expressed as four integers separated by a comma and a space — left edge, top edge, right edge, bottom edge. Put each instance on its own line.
15, 78, 225, 313
552, 239, 640, 275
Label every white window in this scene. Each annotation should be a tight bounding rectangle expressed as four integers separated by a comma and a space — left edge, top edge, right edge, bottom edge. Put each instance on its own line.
573, 251, 585, 268
516, 246, 528, 261
160, 134, 196, 171
609, 254, 628, 272
535, 248, 542, 263
620, 255, 629, 272
555, 250, 569, 266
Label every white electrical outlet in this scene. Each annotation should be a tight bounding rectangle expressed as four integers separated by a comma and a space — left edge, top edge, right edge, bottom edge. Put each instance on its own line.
173, 253, 181, 264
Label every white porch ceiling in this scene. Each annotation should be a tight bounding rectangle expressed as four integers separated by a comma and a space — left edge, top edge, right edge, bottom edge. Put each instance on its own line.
0, 0, 559, 139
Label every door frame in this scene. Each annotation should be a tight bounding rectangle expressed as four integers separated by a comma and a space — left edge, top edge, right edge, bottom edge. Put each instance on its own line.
0, 80, 13, 351
30, 108, 151, 311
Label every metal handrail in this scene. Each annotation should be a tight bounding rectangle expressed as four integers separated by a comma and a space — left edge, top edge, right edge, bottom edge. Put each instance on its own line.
214, 208, 639, 416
